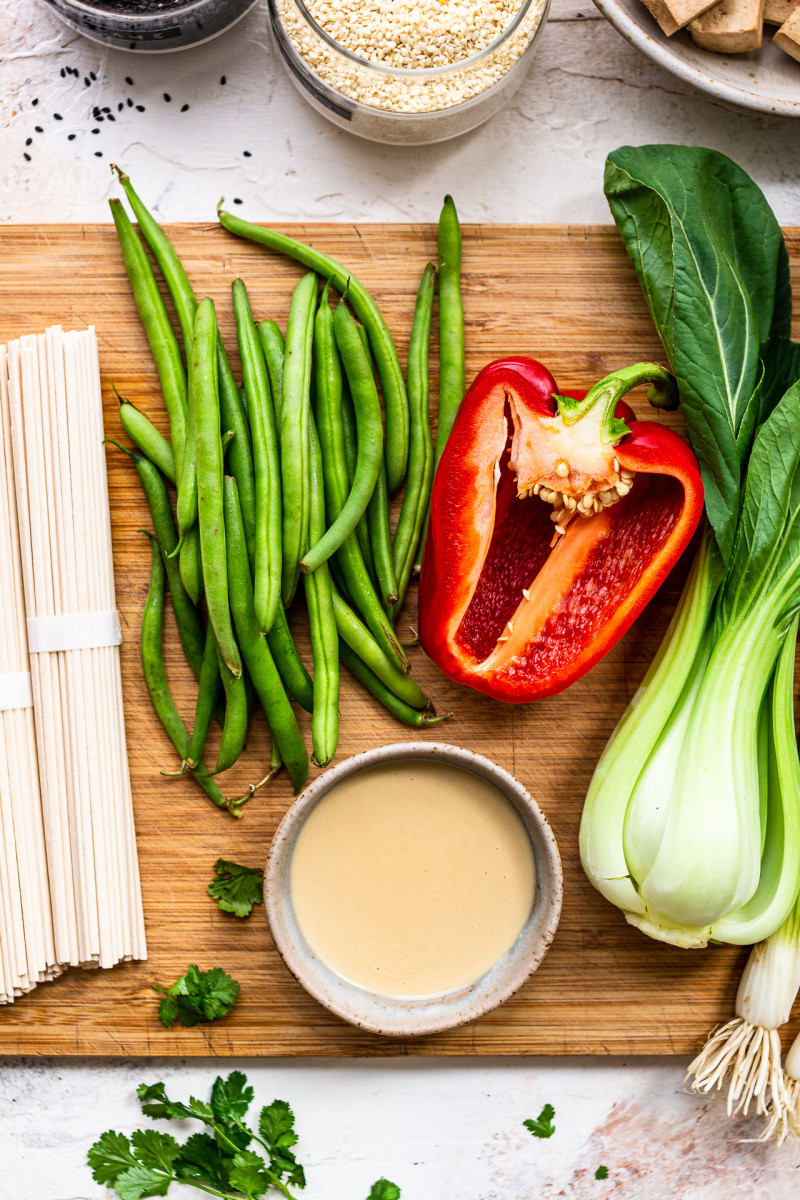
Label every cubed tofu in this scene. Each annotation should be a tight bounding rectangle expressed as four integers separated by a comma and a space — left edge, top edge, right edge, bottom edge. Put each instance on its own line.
640, 0, 721, 34
775, 5, 800, 56
690, 0, 765, 50
764, 0, 796, 25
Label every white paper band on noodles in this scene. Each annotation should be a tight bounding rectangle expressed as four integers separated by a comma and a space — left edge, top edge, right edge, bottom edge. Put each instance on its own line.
26, 611, 122, 653
0, 672, 33, 711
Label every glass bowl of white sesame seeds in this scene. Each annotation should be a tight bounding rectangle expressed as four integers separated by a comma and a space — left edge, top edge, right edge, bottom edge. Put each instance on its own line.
267, 0, 551, 144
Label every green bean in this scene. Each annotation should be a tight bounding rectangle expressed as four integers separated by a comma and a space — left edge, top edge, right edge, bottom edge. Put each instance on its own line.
391, 262, 435, 618
341, 383, 376, 582
233, 278, 282, 634
218, 207, 409, 494
353, 321, 398, 608
140, 533, 235, 815
311, 293, 407, 673
214, 646, 249, 774
109, 198, 187, 478
187, 625, 220, 769
115, 170, 253, 585
179, 525, 204, 606
306, 415, 339, 767
332, 587, 428, 710
339, 644, 452, 728
192, 297, 242, 677
300, 300, 384, 576
109, 440, 205, 679
434, 194, 465, 462
280, 272, 317, 606
258, 320, 285, 427
266, 606, 314, 712
223, 476, 309, 792
119, 402, 176, 483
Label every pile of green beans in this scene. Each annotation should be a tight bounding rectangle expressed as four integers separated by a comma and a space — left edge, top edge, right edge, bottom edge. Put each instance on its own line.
111, 175, 461, 817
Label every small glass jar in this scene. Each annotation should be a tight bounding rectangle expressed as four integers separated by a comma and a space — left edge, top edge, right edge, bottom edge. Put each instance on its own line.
42, 0, 258, 51
267, 0, 550, 145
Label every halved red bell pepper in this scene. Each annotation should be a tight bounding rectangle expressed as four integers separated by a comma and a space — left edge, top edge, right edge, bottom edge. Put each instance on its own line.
418, 357, 704, 703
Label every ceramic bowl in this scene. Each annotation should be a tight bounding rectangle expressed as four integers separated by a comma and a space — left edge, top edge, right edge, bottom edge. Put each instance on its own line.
594, 0, 800, 117
265, 741, 563, 1038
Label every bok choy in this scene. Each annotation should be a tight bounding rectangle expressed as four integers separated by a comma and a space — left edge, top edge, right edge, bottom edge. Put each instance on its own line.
580, 143, 800, 1132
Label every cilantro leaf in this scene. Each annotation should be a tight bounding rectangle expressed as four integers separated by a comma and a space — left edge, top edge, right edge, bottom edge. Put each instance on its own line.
595, 1165, 609, 1180
259, 1100, 305, 1189
130, 1130, 181, 1174
88, 1130, 139, 1186
113, 1163, 172, 1200
228, 1149, 271, 1198
209, 858, 264, 918
154, 964, 240, 1028
174, 1133, 233, 1190
368, 1180, 401, 1199
211, 1070, 255, 1125
524, 1104, 555, 1139
137, 1081, 213, 1125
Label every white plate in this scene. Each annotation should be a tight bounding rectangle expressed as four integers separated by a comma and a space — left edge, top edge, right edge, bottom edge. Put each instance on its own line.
594, 0, 800, 117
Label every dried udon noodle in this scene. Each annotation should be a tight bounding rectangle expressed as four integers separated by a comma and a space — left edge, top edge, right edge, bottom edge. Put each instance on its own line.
0, 326, 145, 1001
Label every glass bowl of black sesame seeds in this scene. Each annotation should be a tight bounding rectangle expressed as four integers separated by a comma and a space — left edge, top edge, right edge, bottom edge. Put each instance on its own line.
268, 0, 550, 144
43, 0, 258, 51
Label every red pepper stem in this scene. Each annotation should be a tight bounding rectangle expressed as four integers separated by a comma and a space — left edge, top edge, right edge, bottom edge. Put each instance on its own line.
554, 362, 678, 446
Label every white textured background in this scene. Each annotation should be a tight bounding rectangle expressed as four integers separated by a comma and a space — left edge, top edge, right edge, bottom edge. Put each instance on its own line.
2, 2, 800, 1197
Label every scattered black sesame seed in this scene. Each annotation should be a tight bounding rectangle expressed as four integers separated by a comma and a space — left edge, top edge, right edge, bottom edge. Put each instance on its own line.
181, 103, 189, 112
54, 113, 63, 120
60, 67, 66, 78
163, 92, 171, 102
35, 125, 43, 133
117, 102, 124, 112
136, 104, 145, 112
125, 76, 133, 86
84, 77, 91, 87
25, 137, 32, 146
68, 133, 76, 140
127, 98, 133, 107
32, 98, 39, 106
220, 75, 226, 85
102, 106, 111, 113
23, 152, 31, 161
243, 150, 251, 157
90, 71, 97, 81
233, 197, 243, 205
92, 128, 100, 134
95, 151, 103, 157
107, 113, 115, 121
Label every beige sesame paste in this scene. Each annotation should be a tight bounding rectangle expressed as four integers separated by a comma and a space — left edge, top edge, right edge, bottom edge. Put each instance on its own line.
290, 760, 535, 998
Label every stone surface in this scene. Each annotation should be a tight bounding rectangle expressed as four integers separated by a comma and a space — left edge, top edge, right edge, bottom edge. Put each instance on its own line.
2, 2, 800, 1196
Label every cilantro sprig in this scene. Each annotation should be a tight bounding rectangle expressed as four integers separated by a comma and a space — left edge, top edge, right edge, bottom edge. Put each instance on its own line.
208, 859, 264, 919
523, 1103, 555, 1139
88, 1071, 400, 1200
154, 964, 240, 1028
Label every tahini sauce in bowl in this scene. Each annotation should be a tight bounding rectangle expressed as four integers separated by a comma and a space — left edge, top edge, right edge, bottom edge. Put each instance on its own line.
266, 743, 562, 1036
290, 760, 536, 998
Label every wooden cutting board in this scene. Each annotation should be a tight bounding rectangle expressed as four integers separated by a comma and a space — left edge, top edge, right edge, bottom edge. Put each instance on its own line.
0, 221, 797, 1058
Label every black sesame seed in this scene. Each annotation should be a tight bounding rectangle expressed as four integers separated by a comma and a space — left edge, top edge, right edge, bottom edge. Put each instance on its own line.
125, 76, 133, 85
220, 75, 226, 85
54, 113, 63, 120
102, 106, 111, 113
233, 197, 243, 205
163, 92, 171, 102
68, 133, 76, 140
243, 150, 251, 157
107, 113, 115, 121
25, 137, 32, 146
23, 152, 31, 161
95, 151, 103, 157
136, 104, 145, 112
127, 98, 133, 107
118, 102, 124, 112
181, 103, 189, 112
32, 98, 39, 106
35, 125, 43, 133
84, 77, 91, 86
92, 128, 100, 134
60, 67, 65, 78
90, 71, 97, 80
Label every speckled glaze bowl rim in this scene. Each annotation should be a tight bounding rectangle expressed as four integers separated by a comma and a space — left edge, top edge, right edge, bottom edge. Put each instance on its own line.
594, 0, 800, 118
265, 741, 563, 1038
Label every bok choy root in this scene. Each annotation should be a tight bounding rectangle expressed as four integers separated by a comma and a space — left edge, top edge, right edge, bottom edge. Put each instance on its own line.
579, 145, 800, 1122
